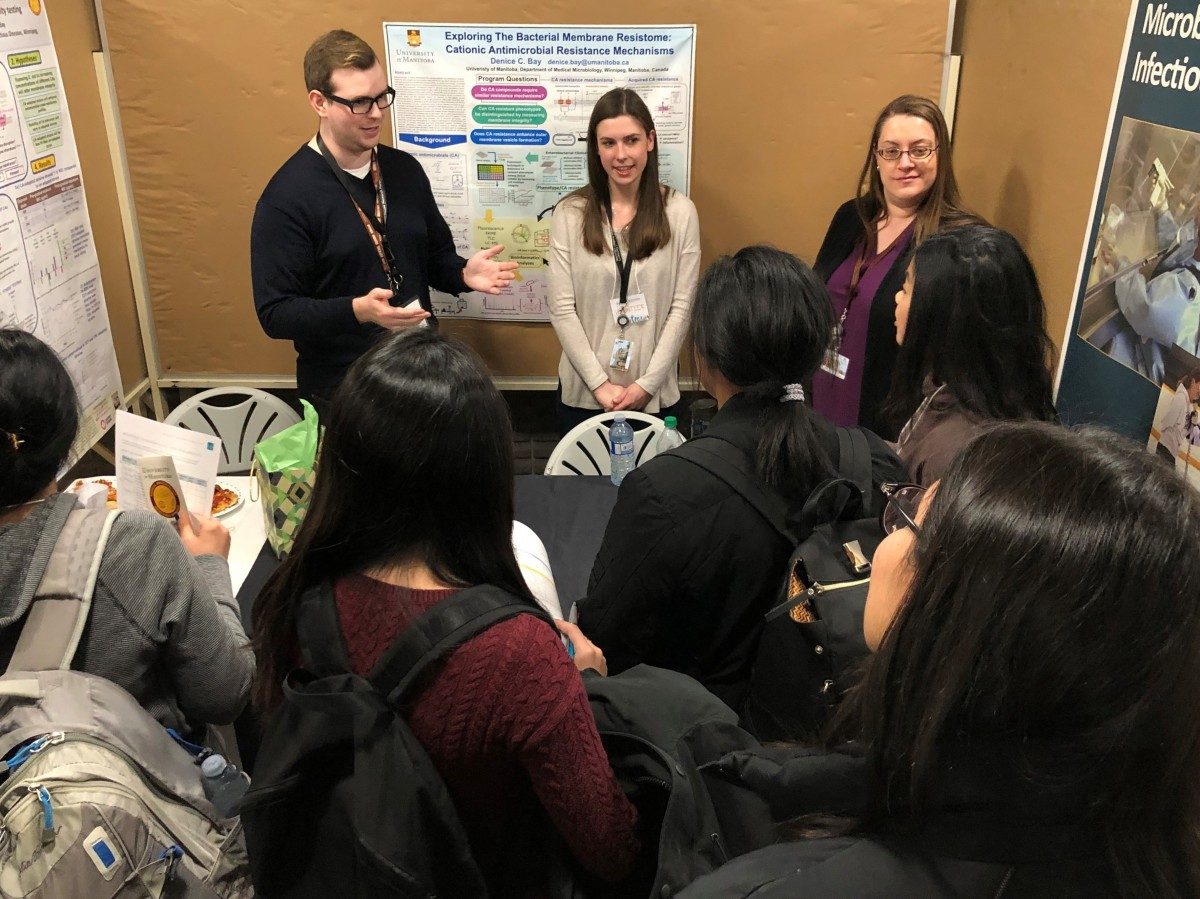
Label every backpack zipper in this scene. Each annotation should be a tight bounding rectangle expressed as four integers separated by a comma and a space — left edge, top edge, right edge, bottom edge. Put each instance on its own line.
807, 576, 871, 596
0, 732, 224, 866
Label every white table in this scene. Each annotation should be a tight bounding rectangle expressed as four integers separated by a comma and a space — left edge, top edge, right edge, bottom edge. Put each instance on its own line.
220, 475, 266, 596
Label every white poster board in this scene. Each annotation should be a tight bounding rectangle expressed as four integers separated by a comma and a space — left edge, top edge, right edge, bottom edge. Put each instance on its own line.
0, 2, 122, 467
383, 23, 696, 322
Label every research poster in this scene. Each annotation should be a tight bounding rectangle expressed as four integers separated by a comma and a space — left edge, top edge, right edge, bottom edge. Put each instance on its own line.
0, 2, 121, 466
1058, 1, 1200, 455
382, 24, 695, 322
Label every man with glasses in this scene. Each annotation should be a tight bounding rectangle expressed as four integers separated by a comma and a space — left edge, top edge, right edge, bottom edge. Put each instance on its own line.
252, 29, 517, 409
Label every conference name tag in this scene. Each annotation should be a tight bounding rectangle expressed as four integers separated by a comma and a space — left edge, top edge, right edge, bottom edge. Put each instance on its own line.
610, 293, 650, 326
821, 348, 850, 380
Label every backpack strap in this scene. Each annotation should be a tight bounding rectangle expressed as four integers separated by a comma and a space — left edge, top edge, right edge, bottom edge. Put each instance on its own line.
669, 427, 877, 543
669, 436, 796, 544
295, 581, 551, 705
835, 427, 873, 498
7, 505, 121, 673
370, 585, 551, 704
295, 581, 355, 676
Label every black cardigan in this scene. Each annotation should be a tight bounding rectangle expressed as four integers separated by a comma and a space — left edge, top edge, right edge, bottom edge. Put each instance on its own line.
813, 199, 910, 440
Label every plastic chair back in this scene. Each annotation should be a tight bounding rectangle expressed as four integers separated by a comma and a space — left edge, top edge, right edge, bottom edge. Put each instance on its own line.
544, 411, 667, 476
164, 387, 301, 474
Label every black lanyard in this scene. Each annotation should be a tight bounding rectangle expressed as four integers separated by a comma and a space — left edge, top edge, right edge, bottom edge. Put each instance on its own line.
315, 133, 403, 296
605, 205, 635, 305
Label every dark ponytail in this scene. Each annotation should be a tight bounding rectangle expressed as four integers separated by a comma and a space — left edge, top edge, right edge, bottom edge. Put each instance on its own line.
0, 329, 78, 507
690, 246, 834, 502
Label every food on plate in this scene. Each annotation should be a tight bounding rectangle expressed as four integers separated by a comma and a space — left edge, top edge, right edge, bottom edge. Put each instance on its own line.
211, 484, 240, 516
72, 478, 117, 509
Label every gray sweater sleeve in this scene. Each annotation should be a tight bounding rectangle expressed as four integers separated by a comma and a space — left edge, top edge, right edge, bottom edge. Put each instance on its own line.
96, 513, 254, 725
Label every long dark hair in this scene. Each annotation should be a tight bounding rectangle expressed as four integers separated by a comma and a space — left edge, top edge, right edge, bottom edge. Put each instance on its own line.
252, 329, 538, 710
691, 246, 834, 501
854, 94, 979, 254
885, 225, 1057, 427
568, 87, 671, 260
0, 329, 78, 507
845, 422, 1200, 895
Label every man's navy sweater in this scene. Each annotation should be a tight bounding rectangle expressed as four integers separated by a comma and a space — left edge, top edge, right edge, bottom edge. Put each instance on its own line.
251, 143, 467, 396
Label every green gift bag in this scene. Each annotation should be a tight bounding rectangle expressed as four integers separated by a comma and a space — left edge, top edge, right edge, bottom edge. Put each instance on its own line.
250, 400, 320, 558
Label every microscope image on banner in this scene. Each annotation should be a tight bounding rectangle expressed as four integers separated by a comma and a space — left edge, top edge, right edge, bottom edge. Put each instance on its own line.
1080, 117, 1200, 388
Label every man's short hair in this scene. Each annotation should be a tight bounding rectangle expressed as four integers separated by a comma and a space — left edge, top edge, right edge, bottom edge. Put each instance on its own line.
304, 30, 377, 94
1186, 369, 1200, 387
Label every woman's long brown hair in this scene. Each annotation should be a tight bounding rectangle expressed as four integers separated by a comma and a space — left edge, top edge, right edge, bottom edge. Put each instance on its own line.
853, 94, 982, 254
567, 87, 672, 260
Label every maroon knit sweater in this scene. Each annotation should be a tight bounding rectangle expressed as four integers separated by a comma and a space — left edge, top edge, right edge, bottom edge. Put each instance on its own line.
333, 574, 640, 893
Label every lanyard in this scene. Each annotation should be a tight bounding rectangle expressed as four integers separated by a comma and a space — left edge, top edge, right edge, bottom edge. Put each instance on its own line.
834, 224, 912, 348
315, 133, 403, 295
605, 204, 635, 305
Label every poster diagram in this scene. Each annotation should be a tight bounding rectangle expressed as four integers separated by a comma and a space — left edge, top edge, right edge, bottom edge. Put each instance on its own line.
384, 24, 695, 322
0, 4, 121, 466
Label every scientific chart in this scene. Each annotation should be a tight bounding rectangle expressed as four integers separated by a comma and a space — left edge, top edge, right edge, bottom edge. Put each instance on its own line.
0, 2, 121, 466
383, 24, 695, 322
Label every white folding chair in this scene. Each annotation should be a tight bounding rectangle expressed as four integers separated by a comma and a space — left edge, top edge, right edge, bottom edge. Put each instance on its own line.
164, 387, 301, 474
544, 411, 666, 476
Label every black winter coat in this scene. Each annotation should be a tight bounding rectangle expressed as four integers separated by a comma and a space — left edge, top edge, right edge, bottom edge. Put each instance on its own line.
577, 396, 905, 711
679, 737, 1118, 898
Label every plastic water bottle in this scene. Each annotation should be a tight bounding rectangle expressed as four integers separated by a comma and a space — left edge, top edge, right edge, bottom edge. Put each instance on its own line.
609, 414, 636, 486
653, 416, 686, 455
200, 754, 249, 818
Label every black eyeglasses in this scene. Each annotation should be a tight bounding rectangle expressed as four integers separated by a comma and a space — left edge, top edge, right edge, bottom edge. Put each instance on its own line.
322, 86, 396, 115
881, 483, 925, 534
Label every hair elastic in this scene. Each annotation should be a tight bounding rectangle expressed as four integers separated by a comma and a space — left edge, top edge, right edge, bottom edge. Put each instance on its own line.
779, 383, 806, 403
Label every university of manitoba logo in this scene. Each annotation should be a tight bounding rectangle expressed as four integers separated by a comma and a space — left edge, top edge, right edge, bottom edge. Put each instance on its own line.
407, 30, 421, 48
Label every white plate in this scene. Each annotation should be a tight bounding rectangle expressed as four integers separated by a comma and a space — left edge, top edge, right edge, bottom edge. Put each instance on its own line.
212, 484, 243, 519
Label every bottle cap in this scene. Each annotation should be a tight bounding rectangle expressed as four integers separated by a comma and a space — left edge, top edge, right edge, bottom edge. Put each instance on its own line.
614, 413, 626, 421
664, 416, 677, 429
201, 754, 227, 777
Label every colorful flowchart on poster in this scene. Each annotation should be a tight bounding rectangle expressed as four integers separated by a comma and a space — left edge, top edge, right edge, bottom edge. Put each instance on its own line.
383, 24, 695, 322
0, 2, 121, 466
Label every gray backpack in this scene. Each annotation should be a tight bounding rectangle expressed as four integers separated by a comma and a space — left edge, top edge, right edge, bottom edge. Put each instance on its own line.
0, 504, 253, 897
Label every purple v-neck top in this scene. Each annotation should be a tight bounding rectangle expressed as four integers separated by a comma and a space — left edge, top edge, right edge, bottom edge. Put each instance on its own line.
812, 228, 913, 427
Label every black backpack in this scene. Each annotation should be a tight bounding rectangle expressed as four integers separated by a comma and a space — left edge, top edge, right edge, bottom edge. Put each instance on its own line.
670, 428, 883, 742
240, 583, 553, 898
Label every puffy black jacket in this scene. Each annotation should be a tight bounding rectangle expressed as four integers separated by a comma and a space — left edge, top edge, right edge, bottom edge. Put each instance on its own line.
578, 395, 905, 710
680, 737, 1118, 898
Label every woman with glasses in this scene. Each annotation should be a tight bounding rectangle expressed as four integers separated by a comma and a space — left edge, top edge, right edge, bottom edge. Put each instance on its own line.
683, 422, 1200, 896
887, 225, 1057, 485
578, 246, 904, 712
811, 95, 982, 439
549, 87, 700, 433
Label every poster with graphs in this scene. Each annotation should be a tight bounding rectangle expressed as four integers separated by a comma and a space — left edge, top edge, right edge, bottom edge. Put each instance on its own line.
383, 23, 695, 322
0, 2, 121, 465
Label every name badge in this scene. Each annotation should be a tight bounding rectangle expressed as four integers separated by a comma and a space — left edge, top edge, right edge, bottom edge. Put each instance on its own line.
821, 347, 850, 380
610, 293, 650, 326
609, 337, 633, 371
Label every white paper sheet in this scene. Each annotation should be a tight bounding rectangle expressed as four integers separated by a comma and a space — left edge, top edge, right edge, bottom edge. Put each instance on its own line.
512, 520, 563, 620
113, 410, 221, 515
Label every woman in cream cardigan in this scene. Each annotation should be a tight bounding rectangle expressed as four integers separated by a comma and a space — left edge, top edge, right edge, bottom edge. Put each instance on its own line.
549, 87, 700, 434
